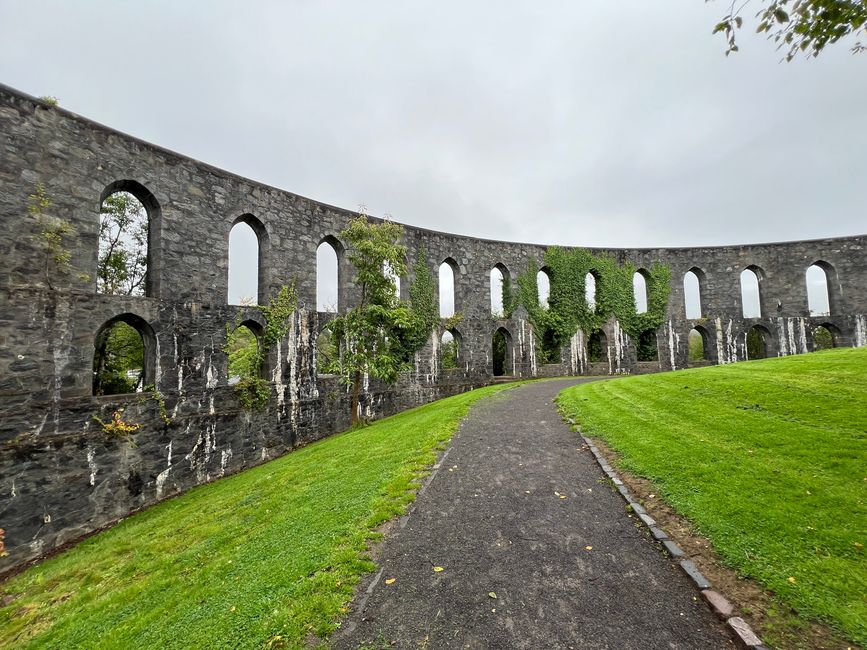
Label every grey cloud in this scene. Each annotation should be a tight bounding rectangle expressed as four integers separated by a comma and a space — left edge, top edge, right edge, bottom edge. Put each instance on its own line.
1, 0, 863, 257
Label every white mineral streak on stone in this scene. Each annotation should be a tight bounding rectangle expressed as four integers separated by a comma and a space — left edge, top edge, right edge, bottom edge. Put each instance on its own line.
570, 329, 586, 375
728, 319, 738, 362
174, 333, 183, 392
855, 315, 867, 347
87, 447, 97, 486
10, 480, 16, 497
667, 320, 677, 371
715, 317, 725, 364
363, 370, 372, 420
185, 423, 216, 483
787, 318, 798, 356
155, 440, 173, 499
34, 412, 48, 437
273, 338, 285, 418
154, 336, 162, 387
51, 298, 72, 433
526, 320, 537, 377
29, 539, 44, 554
220, 448, 233, 477
287, 313, 301, 434
208, 394, 215, 415
511, 332, 517, 377
776, 318, 789, 356
429, 330, 439, 383
205, 347, 218, 389
612, 320, 629, 374
798, 318, 808, 352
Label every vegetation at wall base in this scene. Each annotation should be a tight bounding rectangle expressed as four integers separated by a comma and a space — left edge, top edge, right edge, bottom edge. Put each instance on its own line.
0, 383, 518, 649
223, 283, 298, 410
557, 348, 867, 646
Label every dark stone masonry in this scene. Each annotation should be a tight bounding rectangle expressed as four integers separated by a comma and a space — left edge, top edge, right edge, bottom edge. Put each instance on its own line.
1, 83, 865, 573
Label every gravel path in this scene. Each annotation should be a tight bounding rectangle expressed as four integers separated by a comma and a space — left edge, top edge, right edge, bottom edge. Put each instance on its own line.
333, 379, 734, 649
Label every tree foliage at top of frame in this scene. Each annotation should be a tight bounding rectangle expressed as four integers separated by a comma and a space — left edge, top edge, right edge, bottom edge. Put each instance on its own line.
712, 0, 867, 60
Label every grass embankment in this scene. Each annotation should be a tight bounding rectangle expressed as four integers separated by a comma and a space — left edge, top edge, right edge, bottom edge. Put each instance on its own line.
558, 348, 867, 646
0, 384, 516, 649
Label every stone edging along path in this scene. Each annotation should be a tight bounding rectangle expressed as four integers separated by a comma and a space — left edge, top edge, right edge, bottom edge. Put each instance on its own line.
568, 418, 771, 650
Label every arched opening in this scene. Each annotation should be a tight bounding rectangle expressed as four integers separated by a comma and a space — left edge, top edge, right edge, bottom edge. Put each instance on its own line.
637, 329, 658, 362
537, 268, 551, 309
228, 215, 266, 305
441, 329, 461, 369
633, 270, 649, 314
683, 268, 704, 319
490, 265, 506, 317
316, 238, 341, 312
98, 184, 155, 297
688, 327, 709, 362
93, 314, 154, 395
587, 330, 607, 363
439, 259, 457, 318
492, 327, 513, 376
585, 272, 597, 312
806, 264, 831, 316
315, 327, 337, 376
226, 322, 263, 385
746, 325, 770, 360
813, 324, 837, 351
740, 267, 763, 318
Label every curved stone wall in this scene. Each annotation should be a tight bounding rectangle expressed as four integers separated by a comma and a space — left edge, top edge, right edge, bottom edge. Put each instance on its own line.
1, 83, 864, 572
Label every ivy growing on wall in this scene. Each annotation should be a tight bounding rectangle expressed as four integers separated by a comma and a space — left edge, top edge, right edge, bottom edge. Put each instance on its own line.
224, 282, 298, 409
407, 246, 439, 352
515, 247, 671, 362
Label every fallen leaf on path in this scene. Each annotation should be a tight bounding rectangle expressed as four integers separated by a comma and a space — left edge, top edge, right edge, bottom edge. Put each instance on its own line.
385, 578, 396, 585
560, 495, 567, 499
433, 566, 444, 573
488, 592, 497, 599
585, 546, 593, 551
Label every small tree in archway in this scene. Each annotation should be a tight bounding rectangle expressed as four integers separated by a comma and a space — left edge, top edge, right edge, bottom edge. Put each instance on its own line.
98, 192, 148, 296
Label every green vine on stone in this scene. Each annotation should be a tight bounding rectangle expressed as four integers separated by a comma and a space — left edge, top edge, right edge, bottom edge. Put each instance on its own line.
28, 183, 90, 289
406, 246, 439, 352
141, 384, 172, 426
442, 313, 464, 331
515, 247, 671, 361
224, 282, 298, 410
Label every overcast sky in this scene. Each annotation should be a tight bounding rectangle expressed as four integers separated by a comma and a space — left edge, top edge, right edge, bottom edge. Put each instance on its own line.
0, 1, 860, 308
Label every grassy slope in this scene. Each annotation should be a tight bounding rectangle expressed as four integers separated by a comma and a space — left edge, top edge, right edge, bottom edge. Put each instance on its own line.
0, 384, 516, 649
558, 348, 867, 645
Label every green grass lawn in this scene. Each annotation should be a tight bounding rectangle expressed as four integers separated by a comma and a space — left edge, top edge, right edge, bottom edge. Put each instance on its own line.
0, 384, 516, 649
558, 347, 867, 646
